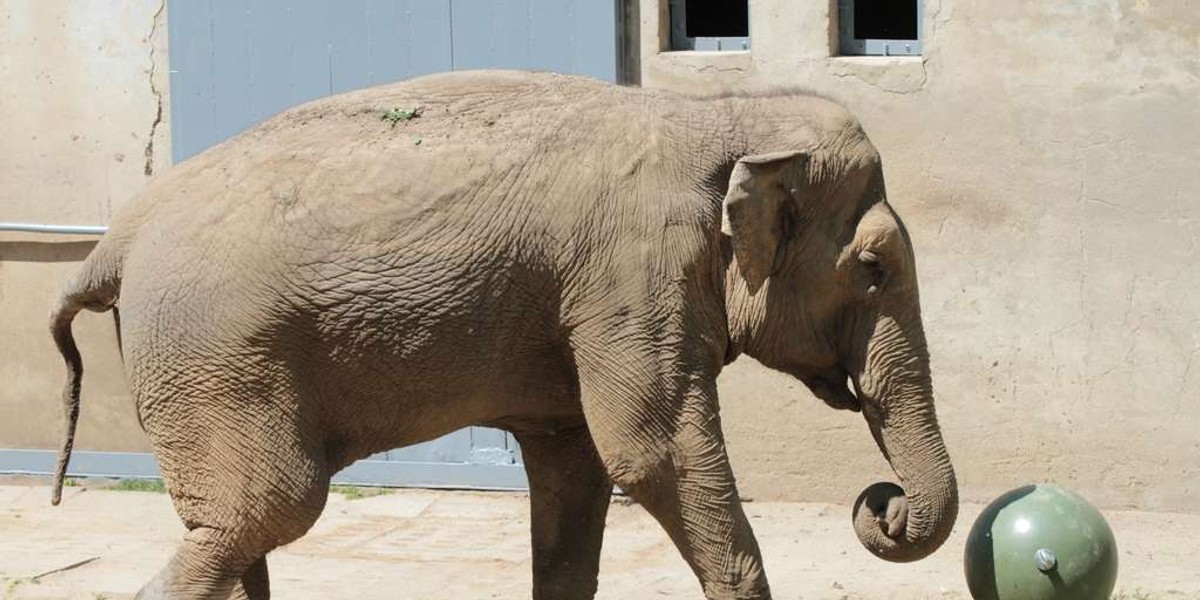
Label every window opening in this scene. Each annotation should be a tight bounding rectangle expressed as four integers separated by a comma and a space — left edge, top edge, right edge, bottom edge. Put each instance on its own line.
669, 0, 750, 51
839, 0, 922, 56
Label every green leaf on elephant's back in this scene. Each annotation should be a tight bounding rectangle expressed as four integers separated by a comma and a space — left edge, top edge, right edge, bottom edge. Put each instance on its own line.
381, 106, 423, 127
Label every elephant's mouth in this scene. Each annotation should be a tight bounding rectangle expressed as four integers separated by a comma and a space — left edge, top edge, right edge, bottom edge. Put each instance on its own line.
800, 367, 862, 412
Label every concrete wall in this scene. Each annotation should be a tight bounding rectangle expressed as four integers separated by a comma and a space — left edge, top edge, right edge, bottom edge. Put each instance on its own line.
2, 0, 1196, 514
638, 0, 1199, 513
0, 0, 168, 453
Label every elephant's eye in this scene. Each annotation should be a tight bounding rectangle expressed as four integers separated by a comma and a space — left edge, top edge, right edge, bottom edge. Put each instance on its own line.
858, 250, 888, 295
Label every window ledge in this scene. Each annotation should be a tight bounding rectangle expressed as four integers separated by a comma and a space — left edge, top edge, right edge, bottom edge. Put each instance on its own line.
830, 55, 923, 65
660, 50, 751, 57
651, 49, 753, 73
643, 50, 753, 87
826, 56, 927, 94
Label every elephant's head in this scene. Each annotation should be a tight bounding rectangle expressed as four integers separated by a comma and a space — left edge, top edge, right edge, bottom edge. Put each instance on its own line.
720, 114, 957, 563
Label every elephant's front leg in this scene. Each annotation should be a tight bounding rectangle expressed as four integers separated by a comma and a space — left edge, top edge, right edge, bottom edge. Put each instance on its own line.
516, 425, 613, 600
573, 343, 772, 600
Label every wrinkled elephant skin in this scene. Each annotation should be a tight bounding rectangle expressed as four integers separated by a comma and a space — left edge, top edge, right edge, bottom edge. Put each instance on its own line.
50, 71, 956, 599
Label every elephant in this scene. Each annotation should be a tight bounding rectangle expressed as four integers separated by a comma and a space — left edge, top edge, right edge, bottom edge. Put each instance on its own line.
49, 70, 957, 599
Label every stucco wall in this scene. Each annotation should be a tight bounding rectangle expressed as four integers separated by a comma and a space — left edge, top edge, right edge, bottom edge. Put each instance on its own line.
0, 0, 168, 453
1, 0, 1195, 514
639, 0, 1199, 513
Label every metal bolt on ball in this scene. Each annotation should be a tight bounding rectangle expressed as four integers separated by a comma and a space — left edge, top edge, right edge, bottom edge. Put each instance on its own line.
1034, 548, 1057, 573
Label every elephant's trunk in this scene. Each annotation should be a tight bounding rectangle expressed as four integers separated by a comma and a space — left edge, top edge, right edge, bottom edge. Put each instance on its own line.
850, 313, 958, 563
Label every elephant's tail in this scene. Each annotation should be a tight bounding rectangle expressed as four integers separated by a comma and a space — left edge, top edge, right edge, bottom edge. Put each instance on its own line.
48, 236, 125, 506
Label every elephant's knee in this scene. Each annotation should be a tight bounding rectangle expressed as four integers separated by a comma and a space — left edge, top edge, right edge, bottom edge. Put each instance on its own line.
600, 445, 675, 501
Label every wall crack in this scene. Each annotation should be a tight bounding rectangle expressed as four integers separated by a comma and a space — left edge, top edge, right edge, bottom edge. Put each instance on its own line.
827, 59, 927, 95
143, 0, 166, 177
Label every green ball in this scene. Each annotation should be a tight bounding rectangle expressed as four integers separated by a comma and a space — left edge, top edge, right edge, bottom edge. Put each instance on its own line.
964, 484, 1118, 600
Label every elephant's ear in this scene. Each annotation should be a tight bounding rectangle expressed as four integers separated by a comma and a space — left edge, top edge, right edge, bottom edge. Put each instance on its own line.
721, 150, 808, 295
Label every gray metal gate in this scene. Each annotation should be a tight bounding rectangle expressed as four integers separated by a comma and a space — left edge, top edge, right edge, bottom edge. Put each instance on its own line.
169, 0, 619, 163
167, 0, 616, 489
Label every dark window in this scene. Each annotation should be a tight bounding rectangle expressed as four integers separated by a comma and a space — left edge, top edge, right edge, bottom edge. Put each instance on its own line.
839, 0, 922, 56
686, 1, 748, 38
669, 0, 750, 51
853, 0, 917, 40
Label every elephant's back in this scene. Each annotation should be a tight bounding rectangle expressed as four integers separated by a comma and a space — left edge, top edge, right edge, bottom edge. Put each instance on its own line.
112, 70, 700, 348
134, 70, 678, 247
112, 73, 613, 319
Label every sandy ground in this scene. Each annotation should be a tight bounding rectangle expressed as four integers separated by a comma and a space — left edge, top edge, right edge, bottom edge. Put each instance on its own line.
1, 479, 1197, 599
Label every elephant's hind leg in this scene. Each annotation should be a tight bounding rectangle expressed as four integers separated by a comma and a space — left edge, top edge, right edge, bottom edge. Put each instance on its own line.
136, 443, 328, 599
230, 558, 269, 600
133, 373, 329, 599
516, 425, 612, 600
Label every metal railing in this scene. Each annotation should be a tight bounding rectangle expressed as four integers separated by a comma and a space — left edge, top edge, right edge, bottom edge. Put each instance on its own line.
0, 223, 109, 235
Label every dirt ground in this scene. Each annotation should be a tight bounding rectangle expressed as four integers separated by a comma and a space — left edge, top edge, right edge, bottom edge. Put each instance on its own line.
1, 477, 1197, 600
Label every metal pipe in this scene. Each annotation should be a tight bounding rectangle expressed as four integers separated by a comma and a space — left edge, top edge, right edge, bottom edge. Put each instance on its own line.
0, 223, 109, 235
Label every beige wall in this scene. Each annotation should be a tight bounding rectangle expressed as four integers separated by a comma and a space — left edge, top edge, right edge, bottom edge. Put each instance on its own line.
0, 0, 167, 453
2, 0, 1196, 514
639, 0, 1199, 513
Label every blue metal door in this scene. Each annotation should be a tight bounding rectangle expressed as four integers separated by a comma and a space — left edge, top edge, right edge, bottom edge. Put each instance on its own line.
163, 0, 619, 489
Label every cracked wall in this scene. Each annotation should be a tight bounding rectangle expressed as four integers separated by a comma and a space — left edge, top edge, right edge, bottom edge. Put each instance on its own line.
641, 0, 1199, 512
0, 0, 169, 456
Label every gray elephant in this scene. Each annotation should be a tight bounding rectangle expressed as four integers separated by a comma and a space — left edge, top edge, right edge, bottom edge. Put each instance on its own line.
50, 70, 957, 600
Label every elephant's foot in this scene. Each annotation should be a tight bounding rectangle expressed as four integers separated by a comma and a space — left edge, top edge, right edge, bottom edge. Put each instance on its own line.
701, 578, 774, 600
